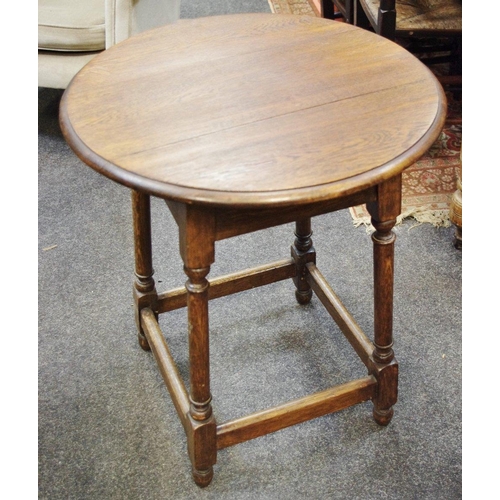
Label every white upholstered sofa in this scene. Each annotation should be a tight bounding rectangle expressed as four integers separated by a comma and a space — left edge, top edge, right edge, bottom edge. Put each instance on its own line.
38, 0, 181, 89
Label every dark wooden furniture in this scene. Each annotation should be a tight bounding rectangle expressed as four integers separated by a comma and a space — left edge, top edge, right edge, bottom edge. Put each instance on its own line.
59, 13, 446, 487
355, 0, 462, 92
357, 0, 461, 37
321, 0, 354, 23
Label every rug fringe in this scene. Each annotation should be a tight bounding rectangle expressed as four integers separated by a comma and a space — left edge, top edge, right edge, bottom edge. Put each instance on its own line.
268, 0, 316, 15
351, 208, 452, 233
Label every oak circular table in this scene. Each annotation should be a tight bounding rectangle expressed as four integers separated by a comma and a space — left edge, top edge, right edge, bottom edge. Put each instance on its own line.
60, 13, 446, 487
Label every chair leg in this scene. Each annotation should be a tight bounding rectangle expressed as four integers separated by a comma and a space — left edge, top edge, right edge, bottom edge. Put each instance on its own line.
377, 0, 397, 39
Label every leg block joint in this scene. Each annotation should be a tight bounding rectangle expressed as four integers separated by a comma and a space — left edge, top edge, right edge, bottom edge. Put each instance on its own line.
368, 358, 399, 426
186, 413, 217, 487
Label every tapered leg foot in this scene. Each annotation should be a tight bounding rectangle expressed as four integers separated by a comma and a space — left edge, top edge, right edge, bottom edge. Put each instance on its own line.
192, 466, 214, 488
453, 226, 462, 249
373, 406, 394, 426
138, 333, 151, 351
295, 288, 313, 305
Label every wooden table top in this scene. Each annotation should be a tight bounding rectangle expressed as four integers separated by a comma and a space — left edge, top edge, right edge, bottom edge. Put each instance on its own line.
60, 13, 446, 208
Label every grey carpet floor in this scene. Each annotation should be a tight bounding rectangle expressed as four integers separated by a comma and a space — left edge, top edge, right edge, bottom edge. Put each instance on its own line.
38, 1, 462, 498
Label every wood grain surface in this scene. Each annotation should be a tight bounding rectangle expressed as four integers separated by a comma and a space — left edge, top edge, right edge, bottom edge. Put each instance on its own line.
60, 13, 446, 207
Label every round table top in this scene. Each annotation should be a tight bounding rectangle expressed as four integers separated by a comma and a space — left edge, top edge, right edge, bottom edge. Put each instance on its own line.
60, 13, 446, 208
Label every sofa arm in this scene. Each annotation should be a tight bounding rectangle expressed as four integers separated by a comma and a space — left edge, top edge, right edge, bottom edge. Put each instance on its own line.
106, 0, 181, 48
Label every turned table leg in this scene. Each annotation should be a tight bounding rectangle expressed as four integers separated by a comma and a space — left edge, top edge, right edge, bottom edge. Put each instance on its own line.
132, 190, 157, 351
184, 264, 217, 486
177, 205, 217, 487
367, 177, 401, 426
292, 218, 316, 305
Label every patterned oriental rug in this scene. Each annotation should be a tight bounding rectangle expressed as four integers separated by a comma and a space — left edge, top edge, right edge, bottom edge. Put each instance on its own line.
349, 124, 462, 229
268, 0, 462, 229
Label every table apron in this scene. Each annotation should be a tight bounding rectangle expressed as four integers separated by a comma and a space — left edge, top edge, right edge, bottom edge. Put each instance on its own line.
165, 185, 377, 242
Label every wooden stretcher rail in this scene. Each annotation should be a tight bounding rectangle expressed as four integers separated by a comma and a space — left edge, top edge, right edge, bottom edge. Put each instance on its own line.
306, 263, 374, 367
216, 376, 376, 449
141, 307, 190, 431
157, 258, 296, 313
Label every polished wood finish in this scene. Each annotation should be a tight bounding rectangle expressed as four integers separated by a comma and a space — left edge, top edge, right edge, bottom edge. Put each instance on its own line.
132, 190, 156, 351
217, 376, 377, 449
60, 14, 445, 207
60, 13, 446, 487
157, 259, 296, 313
141, 307, 190, 426
366, 176, 401, 424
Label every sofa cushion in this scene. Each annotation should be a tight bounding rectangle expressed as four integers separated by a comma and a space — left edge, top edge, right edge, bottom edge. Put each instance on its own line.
38, 0, 106, 51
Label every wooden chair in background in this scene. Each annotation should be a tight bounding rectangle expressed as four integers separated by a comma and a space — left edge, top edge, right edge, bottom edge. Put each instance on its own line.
321, 0, 354, 23
353, 0, 462, 246
321, 0, 462, 247
322, 0, 462, 96
354, 0, 462, 93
